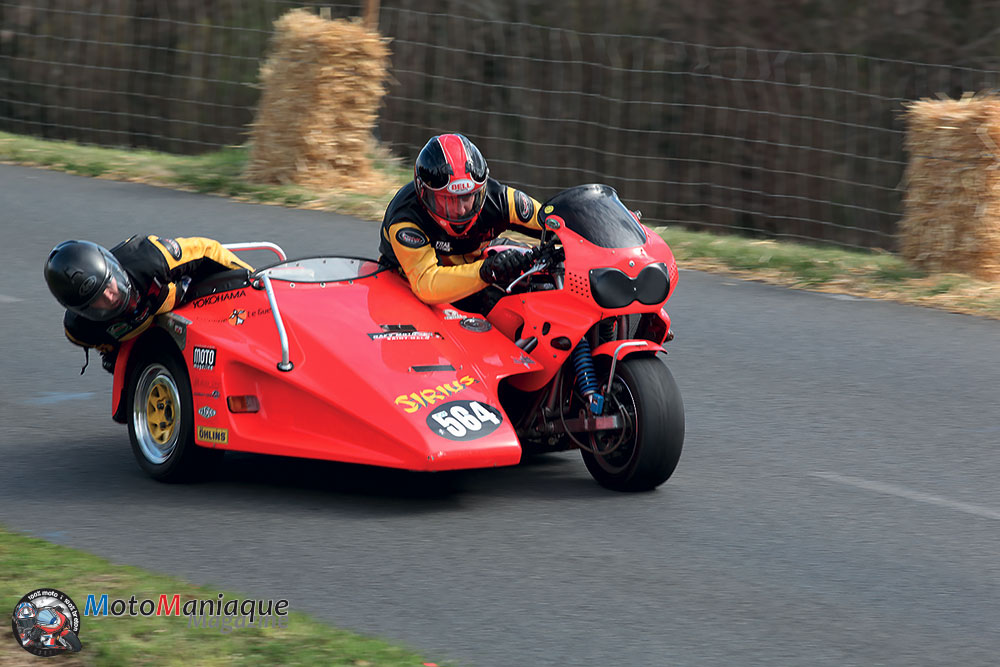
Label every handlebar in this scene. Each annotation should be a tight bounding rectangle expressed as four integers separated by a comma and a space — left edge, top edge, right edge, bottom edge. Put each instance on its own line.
504, 238, 565, 293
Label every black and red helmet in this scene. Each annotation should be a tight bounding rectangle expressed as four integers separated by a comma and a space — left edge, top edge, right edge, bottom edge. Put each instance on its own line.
414, 133, 489, 237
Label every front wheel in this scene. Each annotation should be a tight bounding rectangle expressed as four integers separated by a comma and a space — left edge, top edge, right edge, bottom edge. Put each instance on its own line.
60, 630, 82, 652
581, 356, 684, 492
126, 349, 221, 482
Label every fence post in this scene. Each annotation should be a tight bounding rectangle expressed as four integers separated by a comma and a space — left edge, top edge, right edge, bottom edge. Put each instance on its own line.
363, 0, 380, 31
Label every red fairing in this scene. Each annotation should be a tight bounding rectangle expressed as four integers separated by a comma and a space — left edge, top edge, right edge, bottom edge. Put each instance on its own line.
168, 272, 533, 471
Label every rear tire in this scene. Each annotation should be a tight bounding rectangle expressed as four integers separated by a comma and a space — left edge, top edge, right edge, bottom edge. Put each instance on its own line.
126, 349, 222, 482
581, 356, 684, 491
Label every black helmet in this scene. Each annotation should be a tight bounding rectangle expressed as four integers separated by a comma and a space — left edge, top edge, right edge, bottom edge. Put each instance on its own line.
414, 133, 489, 237
44, 240, 137, 321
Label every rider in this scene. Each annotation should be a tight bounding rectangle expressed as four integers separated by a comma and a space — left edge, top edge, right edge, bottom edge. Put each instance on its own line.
44, 235, 253, 372
378, 133, 545, 311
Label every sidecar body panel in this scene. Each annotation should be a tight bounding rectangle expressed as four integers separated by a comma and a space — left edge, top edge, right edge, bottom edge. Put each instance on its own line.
114, 261, 542, 471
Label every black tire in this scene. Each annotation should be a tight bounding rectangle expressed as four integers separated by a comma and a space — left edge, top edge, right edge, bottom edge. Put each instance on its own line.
61, 630, 82, 652
581, 356, 684, 492
126, 348, 222, 482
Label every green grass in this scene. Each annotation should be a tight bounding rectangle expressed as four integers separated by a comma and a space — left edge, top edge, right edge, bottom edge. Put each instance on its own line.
4, 130, 1000, 319
0, 525, 441, 666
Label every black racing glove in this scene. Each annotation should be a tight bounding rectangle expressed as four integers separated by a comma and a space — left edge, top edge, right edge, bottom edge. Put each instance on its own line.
479, 249, 535, 285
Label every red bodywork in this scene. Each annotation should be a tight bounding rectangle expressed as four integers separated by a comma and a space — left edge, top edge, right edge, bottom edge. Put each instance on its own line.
111, 213, 677, 473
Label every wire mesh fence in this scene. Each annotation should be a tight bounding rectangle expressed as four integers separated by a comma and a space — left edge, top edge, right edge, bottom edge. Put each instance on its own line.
3, 1, 999, 250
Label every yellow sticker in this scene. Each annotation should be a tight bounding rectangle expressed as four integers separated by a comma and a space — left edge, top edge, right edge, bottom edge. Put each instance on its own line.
395, 375, 477, 413
543, 205, 554, 213
196, 426, 228, 445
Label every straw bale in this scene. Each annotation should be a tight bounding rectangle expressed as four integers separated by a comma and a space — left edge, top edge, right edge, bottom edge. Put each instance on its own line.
900, 92, 1000, 281
246, 9, 392, 194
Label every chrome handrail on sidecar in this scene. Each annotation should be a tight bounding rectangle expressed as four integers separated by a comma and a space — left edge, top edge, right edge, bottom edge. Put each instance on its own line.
223, 242, 287, 261
254, 273, 293, 372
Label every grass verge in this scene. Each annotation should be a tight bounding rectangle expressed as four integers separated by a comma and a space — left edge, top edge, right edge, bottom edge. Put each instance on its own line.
4, 130, 1000, 319
0, 526, 440, 666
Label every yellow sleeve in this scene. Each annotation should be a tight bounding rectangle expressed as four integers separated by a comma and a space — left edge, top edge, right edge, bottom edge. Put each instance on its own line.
505, 188, 545, 235
148, 236, 253, 271
386, 222, 487, 305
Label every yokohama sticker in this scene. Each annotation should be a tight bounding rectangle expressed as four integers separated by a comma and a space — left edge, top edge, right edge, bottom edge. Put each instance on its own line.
395, 227, 429, 249
192, 346, 216, 370
426, 400, 503, 441
190, 290, 246, 308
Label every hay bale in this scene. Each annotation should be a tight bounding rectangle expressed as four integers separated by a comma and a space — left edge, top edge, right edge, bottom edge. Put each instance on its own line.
246, 9, 391, 193
900, 93, 1000, 281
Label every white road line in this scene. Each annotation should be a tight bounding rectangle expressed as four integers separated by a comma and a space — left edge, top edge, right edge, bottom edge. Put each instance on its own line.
811, 471, 1000, 521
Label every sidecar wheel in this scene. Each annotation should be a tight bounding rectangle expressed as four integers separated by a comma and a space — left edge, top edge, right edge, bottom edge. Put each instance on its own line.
127, 349, 221, 482
581, 356, 684, 492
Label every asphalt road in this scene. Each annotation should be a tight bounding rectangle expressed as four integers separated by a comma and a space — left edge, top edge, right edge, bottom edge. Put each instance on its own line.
3, 164, 1000, 666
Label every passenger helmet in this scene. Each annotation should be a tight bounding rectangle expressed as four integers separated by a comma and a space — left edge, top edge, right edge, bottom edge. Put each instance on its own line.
414, 133, 489, 237
44, 240, 137, 321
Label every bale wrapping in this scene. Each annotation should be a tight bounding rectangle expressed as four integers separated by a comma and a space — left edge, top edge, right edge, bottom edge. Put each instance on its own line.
900, 93, 1000, 280
246, 10, 391, 192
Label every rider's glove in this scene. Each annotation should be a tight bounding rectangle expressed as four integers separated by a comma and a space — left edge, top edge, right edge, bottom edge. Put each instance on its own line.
479, 249, 534, 285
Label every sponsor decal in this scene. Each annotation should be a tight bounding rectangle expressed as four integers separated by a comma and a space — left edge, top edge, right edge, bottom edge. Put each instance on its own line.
192, 346, 216, 370
426, 400, 503, 441
196, 426, 228, 445
395, 227, 429, 249
194, 376, 220, 391
107, 322, 131, 339
227, 309, 248, 326
447, 178, 476, 194
460, 317, 491, 332
514, 190, 535, 223
10, 588, 82, 657
157, 237, 183, 261
512, 353, 536, 366
395, 375, 478, 413
442, 308, 465, 320
197, 406, 216, 419
190, 290, 246, 309
194, 390, 221, 399
435, 240, 453, 253
368, 324, 441, 341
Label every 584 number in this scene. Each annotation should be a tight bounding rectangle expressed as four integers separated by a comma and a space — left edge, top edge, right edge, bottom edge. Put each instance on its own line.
427, 400, 503, 441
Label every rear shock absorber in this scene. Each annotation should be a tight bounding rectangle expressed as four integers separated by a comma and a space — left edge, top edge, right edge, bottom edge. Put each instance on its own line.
571, 337, 604, 415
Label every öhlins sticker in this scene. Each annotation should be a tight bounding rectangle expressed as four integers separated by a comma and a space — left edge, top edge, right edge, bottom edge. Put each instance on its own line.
196, 426, 227, 445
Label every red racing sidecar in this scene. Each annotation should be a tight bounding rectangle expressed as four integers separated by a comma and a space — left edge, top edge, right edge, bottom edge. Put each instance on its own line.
111, 184, 685, 491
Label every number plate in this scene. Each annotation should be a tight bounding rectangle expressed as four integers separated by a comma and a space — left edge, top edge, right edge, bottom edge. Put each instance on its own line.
426, 400, 504, 441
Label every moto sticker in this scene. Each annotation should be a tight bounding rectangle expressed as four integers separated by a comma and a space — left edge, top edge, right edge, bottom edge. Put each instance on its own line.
192, 346, 216, 370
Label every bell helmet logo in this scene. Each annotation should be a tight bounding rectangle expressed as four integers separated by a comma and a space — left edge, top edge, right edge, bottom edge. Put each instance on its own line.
447, 179, 476, 194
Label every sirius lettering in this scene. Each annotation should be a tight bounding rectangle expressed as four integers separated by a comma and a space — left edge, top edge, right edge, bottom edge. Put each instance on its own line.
395, 375, 478, 413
